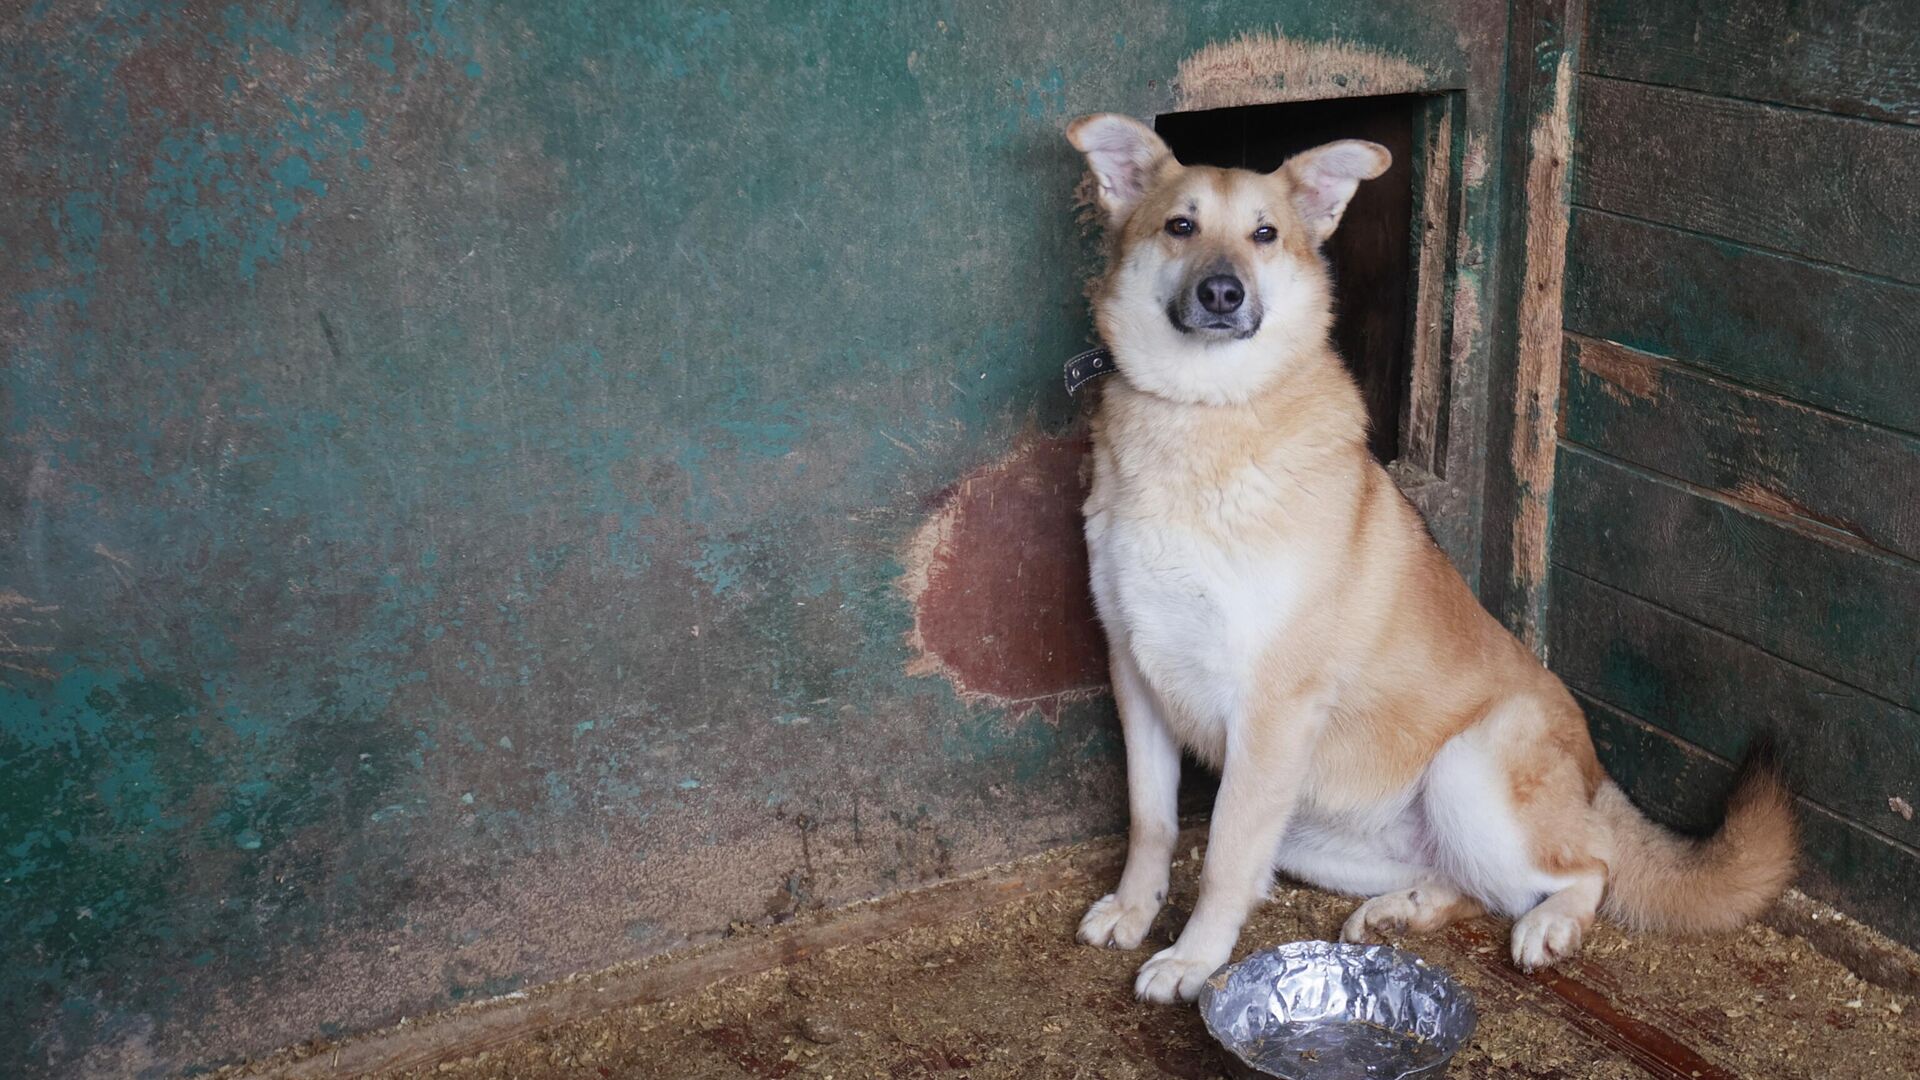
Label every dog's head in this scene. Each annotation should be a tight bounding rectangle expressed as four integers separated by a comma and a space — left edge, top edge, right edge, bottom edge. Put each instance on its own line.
1067, 114, 1389, 404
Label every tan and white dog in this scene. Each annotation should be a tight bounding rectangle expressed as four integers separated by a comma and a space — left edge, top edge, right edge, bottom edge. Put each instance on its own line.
1064, 113, 1797, 1004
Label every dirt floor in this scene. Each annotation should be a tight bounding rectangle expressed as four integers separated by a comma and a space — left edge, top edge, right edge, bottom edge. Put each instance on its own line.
234, 834, 1920, 1080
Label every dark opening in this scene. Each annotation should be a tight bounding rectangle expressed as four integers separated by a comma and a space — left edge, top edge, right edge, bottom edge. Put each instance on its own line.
1156, 96, 1421, 464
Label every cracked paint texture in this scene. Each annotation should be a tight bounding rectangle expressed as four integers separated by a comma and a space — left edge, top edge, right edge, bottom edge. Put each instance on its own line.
0, 1, 1465, 1074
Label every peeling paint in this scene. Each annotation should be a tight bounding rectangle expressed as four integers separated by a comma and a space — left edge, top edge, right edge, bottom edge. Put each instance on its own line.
1463, 132, 1490, 188
901, 434, 1107, 710
1176, 32, 1433, 113
1506, 52, 1574, 653
1402, 103, 1455, 474
0, 592, 60, 680
1727, 479, 1870, 544
1447, 273, 1482, 401
1576, 339, 1663, 405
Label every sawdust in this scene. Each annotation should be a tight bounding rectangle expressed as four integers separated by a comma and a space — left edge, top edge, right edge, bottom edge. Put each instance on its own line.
387, 840, 1919, 1080
1174, 33, 1431, 114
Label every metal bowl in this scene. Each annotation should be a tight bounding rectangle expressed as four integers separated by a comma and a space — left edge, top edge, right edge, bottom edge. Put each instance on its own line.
1197, 941, 1477, 1080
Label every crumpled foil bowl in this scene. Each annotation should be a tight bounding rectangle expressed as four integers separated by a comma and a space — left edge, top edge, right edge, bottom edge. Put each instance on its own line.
1197, 941, 1477, 1080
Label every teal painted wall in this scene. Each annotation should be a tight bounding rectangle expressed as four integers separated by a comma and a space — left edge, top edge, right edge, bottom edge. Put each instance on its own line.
0, 2, 1488, 1073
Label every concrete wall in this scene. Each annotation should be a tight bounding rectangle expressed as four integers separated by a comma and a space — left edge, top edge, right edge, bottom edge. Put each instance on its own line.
0, 2, 1495, 1073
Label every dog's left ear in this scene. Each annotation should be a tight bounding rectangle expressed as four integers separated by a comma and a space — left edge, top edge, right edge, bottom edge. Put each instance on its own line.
1067, 114, 1173, 224
1283, 140, 1392, 244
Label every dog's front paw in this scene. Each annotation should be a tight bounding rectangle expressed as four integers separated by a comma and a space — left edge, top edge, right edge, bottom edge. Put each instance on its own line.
1077, 893, 1159, 949
1133, 946, 1222, 1003
1510, 909, 1584, 972
1340, 894, 1412, 944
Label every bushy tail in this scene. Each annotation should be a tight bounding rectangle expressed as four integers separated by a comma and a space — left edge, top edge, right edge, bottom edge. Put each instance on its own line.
1597, 744, 1798, 934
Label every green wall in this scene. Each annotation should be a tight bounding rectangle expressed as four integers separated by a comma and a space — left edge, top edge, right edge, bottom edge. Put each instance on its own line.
0, 1, 1486, 1073
1548, 0, 1920, 948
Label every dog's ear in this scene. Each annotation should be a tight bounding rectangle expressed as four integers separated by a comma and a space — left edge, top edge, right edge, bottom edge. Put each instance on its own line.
1283, 140, 1391, 244
1067, 114, 1173, 224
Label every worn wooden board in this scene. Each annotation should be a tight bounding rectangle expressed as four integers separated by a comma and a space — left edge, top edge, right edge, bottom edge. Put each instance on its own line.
1582, 693, 1920, 947
1564, 210, 1920, 435
1557, 0, 1920, 971
1561, 335, 1920, 562
1583, 0, 1920, 125
1549, 447, 1920, 710
1473, 0, 1583, 648
1403, 98, 1456, 476
1550, 568, 1920, 848
1574, 76, 1920, 283
1583, 695, 1748, 830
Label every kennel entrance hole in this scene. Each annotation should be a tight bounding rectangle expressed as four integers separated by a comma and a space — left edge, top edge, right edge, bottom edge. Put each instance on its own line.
1156, 96, 1424, 465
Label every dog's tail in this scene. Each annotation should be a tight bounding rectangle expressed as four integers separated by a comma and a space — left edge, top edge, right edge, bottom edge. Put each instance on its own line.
1596, 741, 1797, 934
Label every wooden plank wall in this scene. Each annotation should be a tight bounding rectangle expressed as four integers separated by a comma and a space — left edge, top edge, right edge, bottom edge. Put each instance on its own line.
1553, 0, 1920, 945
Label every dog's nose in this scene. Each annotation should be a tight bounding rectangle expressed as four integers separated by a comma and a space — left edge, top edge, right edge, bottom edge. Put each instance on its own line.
1196, 274, 1245, 314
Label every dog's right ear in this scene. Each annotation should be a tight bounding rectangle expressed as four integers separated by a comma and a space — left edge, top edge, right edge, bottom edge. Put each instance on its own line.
1067, 114, 1172, 224
1283, 140, 1392, 245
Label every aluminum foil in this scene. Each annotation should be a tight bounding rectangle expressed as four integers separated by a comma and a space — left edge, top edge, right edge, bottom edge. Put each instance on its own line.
1197, 941, 1476, 1080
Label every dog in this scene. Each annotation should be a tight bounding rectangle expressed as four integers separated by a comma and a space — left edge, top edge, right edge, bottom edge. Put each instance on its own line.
1063, 113, 1797, 1004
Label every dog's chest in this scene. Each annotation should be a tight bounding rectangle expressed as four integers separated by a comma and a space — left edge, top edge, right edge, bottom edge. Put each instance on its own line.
1088, 506, 1308, 727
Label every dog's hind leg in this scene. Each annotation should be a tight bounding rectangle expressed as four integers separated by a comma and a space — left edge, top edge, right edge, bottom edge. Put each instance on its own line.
1421, 696, 1612, 970
1341, 880, 1484, 943
1078, 647, 1181, 950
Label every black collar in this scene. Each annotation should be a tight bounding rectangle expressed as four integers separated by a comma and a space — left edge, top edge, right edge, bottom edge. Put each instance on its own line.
1062, 346, 1116, 395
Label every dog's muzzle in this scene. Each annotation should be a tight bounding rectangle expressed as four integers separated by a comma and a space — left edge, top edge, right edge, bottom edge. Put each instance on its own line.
1168, 271, 1262, 339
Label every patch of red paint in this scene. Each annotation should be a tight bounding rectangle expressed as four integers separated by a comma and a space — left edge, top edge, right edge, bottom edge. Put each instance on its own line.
903, 434, 1108, 707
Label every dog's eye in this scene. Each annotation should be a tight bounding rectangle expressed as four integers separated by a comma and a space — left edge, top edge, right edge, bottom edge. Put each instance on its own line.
1252, 225, 1278, 244
1164, 217, 1195, 237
